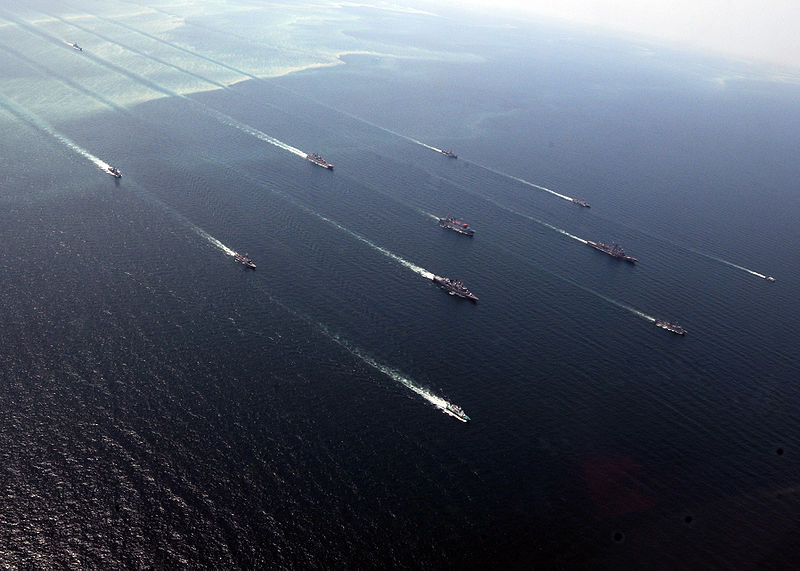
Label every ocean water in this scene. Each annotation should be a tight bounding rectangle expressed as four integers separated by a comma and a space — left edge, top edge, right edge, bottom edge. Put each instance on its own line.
2, 1, 800, 567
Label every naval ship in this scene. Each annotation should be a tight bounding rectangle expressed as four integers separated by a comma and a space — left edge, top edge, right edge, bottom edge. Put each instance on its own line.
654, 319, 686, 335
106, 166, 122, 178
71, 42, 83, 51
444, 403, 471, 422
234, 253, 256, 270
439, 216, 474, 237
439, 149, 457, 158
571, 198, 590, 207
586, 240, 637, 263
765, 275, 776, 282
306, 153, 334, 170
432, 275, 478, 302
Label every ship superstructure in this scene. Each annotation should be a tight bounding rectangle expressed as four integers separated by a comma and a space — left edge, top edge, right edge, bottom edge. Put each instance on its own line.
654, 319, 686, 335
234, 253, 256, 270
432, 275, 478, 302
439, 216, 474, 237
444, 403, 471, 422
586, 240, 637, 263
306, 153, 334, 169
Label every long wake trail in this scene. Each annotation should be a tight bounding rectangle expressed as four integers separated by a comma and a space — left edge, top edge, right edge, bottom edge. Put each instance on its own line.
0, 92, 113, 174
497, 239, 658, 324
61, 8, 774, 282
0, 92, 241, 262
0, 92, 464, 421
466, 161, 575, 202
680, 246, 772, 281
313, 212, 434, 279
312, 321, 462, 419
429, 164, 588, 244
317, 105, 775, 280
1, 13, 307, 159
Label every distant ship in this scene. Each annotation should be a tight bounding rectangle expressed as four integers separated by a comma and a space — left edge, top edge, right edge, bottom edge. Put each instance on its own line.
765, 275, 776, 282
71, 42, 82, 51
571, 198, 590, 207
586, 240, 637, 263
444, 403, 471, 422
432, 275, 478, 302
106, 166, 122, 178
234, 252, 256, 270
439, 216, 474, 237
439, 149, 457, 158
306, 153, 334, 170
654, 319, 686, 335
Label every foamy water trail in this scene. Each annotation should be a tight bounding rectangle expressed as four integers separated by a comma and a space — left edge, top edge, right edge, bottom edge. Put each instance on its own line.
571, 280, 657, 323
314, 212, 435, 279
315, 322, 464, 419
535, 218, 587, 244
241, 167, 436, 278
187, 104, 308, 157
450, 177, 588, 244
0, 92, 115, 175
193, 227, 237, 257
5, 14, 308, 160
474, 163, 574, 202
244, 280, 466, 420
411, 139, 442, 152
494, 238, 662, 326
0, 93, 243, 262
699, 252, 772, 280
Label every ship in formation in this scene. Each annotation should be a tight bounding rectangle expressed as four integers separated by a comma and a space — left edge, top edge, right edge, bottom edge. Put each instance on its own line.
106, 165, 122, 178
571, 198, 590, 207
432, 275, 478, 302
654, 319, 686, 335
586, 240, 637, 263
439, 149, 457, 158
439, 216, 474, 237
306, 153, 334, 170
234, 252, 256, 270
444, 403, 471, 422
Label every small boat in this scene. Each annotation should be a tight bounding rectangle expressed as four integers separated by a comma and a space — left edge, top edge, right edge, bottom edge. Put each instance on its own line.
107, 166, 122, 178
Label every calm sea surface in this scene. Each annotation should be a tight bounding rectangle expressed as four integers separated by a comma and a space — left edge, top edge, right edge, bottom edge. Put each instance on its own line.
2, 1, 800, 567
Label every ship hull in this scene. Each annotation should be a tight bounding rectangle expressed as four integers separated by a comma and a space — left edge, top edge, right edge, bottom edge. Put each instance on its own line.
439, 219, 474, 236
306, 154, 334, 169
655, 320, 686, 335
432, 275, 478, 302
586, 241, 637, 263
443, 405, 470, 422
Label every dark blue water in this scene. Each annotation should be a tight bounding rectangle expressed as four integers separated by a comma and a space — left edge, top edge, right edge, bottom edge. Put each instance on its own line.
2, 2, 800, 567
